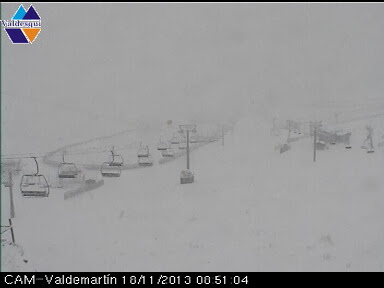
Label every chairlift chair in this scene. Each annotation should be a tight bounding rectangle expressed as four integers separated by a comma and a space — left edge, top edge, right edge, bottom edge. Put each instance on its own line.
138, 155, 154, 166
137, 145, 150, 157
20, 157, 50, 197
170, 134, 181, 144
108, 150, 124, 166
58, 162, 79, 178
162, 147, 175, 157
157, 140, 167, 151
367, 137, 375, 153
345, 139, 352, 149
189, 133, 198, 144
170, 138, 179, 144
179, 141, 187, 150
180, 169, 194, 184
367, 142, 375, 153
170, 132, 184, 144
58, 153, 79, 178
100, 162, 121, 177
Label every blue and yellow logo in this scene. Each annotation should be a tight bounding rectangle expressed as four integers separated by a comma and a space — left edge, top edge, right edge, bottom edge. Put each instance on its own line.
1, 4, 41, 44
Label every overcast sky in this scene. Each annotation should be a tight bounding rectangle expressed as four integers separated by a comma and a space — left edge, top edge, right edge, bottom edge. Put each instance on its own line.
2, 3, 384, 153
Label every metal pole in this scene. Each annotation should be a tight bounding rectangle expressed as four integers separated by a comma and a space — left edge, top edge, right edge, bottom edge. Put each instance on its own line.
186, 131, 190, 170
9, 171, 15, 218
9, 218, 15, 244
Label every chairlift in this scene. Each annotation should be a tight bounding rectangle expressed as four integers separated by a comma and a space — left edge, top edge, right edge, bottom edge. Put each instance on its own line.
20, 157, 50, 197
367, 142, 375, 154
179, 141, 187, 150
157, 139, 167, 151
138, 155, 154, 166
137, 144, 149, 157
162, 147, 175, 157
180, 169, 194, 184
366, 134, 375, 153
58, 153, 79, 178
189, 133, 198, 144
108, 149, 124, 166
345, 139, 352, 149
170, 133, 181, 144
363, 127, 375, 153
100, 162, 121, 177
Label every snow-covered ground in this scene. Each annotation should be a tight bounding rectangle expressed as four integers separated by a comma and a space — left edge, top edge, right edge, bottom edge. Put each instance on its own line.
2, 110, 383, 272
1, 240, 36, 272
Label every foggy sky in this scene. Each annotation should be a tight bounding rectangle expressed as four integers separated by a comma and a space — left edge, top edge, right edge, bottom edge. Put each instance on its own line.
2, 3, 384, 153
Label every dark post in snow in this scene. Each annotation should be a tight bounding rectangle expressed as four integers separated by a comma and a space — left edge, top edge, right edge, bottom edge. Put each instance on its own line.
9, 171, 15, 218
179, 124, 197, 184
312, 121, 322, 162
9, 219, 15, 244
186, 131, 190, 170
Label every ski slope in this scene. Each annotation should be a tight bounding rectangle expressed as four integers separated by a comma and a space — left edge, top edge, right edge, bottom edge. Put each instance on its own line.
3, 113, 384, 272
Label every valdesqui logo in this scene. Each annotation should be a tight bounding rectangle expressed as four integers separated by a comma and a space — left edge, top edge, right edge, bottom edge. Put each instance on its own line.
1, 4, 41, 44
